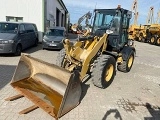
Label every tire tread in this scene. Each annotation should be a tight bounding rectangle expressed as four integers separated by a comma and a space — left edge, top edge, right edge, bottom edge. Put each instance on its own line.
91, 55, 116, 88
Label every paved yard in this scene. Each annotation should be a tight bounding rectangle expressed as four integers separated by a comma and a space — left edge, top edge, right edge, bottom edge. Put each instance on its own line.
0, 41, 160, 120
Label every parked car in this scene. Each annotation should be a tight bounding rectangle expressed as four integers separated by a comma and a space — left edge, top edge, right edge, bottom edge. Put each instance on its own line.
0, 21, 39, 56
42, 27, 66, 50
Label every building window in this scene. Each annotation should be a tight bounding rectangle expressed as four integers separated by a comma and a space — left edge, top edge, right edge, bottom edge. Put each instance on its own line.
25, 24, 35, 33
56, 8, 60, 26
6, 16, 23, 22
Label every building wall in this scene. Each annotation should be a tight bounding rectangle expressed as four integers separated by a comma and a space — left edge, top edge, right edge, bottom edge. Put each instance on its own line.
46, 0, 65, 28
0, 0, 43, 41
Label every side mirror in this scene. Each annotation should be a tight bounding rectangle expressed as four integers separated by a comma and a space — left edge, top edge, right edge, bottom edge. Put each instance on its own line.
127, 11, 132, 19
19, 30, 25, 34
64, 32, 68, 37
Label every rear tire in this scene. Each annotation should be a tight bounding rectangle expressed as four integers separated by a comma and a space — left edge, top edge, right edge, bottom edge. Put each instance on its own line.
135, 36, 139, 41
156, 37, 160, 46
150, 35, 156, 45
138, 33, 143, 42
117, 50, 134, 72
56, 48, 66, 67
14, 44, 22, 56
91, 55, 116, 88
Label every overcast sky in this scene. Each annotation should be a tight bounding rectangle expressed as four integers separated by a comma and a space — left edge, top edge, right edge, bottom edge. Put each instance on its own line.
63, 0, 160, 25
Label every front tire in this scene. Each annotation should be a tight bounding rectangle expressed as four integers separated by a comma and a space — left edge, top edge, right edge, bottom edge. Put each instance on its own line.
14, 44, 22, 56
91, 55, 116, 88
156, 37, 160, 46
150, 35, 156, 45
138, 33, 144, 42
139, 33, 145, 42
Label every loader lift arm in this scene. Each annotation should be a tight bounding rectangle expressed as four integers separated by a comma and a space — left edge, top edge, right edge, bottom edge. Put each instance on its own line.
78, 11, 92, 25
71, 11, 92, 33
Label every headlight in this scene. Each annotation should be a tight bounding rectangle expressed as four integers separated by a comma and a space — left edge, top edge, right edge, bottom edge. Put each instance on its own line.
0, 40, 14, 44
43, 39, 47, 42
8, 40, 14, 43
106, 30, 113, 34
128, 40, 134, 46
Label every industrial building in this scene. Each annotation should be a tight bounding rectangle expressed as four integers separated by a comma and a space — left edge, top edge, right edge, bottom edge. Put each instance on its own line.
0, 0, 69, 41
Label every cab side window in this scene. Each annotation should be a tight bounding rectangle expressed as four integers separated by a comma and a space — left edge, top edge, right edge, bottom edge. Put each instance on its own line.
25, 24, 34, 33
121, 14, 128, 44
19, 24, 25, 32
122, 14, 128, 29
32, 24, 38, 32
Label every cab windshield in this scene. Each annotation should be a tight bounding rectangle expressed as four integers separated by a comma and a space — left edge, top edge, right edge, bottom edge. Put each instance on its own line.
92, 9, 121, 34
45, 29, 64, 36
0, 23, 19, 33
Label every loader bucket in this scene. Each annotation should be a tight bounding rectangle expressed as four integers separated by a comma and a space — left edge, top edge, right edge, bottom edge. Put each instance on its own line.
10, 54, 82, 119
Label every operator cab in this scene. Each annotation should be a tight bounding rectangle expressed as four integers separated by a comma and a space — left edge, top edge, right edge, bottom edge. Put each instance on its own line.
92, 6, 132, 51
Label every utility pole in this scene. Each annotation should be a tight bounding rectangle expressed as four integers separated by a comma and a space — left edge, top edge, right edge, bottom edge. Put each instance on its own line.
146, 7, 154, 24
131, 0, 138, 25
156, 9, 160, 24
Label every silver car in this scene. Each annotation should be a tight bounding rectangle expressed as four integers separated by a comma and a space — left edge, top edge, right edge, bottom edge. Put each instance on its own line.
42, 27, 66, 50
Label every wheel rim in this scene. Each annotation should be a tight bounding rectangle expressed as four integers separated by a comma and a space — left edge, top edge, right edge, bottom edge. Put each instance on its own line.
105, 64, 114, 82
157, 38, 160, 45
151, 37, 155, 43
128, 55, 133, 68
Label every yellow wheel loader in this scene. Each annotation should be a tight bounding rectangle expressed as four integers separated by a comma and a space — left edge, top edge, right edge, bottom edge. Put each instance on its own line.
9, 6, 135, 119
56, 7, 135, 88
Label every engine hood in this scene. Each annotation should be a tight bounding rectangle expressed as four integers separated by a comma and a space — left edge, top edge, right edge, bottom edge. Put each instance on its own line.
44, 35, 64, 41
0, 33, 17, 40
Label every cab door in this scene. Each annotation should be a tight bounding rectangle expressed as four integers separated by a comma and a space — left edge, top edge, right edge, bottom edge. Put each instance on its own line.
119, 14, 129, 47
18, 24, 28, 49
